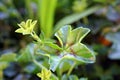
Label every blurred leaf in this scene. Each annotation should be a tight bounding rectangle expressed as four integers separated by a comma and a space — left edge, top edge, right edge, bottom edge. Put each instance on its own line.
0, 53, 16, 62
57, 60, 73, 76
54, 6, 101, 32
61, 74, 68, 80
61, 74, 79, 80
72, 0, 87, 13
49, 56, 61, 72
0, 62, 8, 70
67, 27, 90, 45
106, 32, 120, 59
0, 70, 3, 80
79, 77, 88, 80
16, 43, 35, 63
69, 75, 79, 80
45, 42, 63, 51
38, 0, 57, 38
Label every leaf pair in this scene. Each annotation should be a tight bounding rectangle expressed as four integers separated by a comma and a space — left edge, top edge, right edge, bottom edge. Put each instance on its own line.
49, 25, 95, 71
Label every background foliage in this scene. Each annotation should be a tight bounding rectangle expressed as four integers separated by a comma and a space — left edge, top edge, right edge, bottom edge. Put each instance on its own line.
0, 0, 120, 80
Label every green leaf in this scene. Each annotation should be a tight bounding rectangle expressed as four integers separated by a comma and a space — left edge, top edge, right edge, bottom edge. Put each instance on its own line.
54, 6, 101, 32
79, 77, 88, 80
68, 43, 95, 63
55, 25, 71, 47
57, 60, 73, 76
67, 27, 90, 45
61, 74, 68, 80
61, 74, 79, 80
49, 56, 61, 72
0, 53, 16, 62
69, 75, 79, 80
16, 43, 35, 63
0, 70, 3, 80
38, 0, 57, 38
0, 62, 8, 70
45, 42, 63, 51
49, 25, 95, 72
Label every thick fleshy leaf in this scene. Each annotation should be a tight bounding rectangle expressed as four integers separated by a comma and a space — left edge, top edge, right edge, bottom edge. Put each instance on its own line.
0, 53, 16, 62
67, 27, 90, 45
55, 25, 71, 47
49, 56, 61, 72
57, 60, 73, 76
68, 43, 95, 63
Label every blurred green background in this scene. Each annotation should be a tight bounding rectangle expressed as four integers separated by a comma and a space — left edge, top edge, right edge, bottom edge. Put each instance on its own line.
0, 0, 120, 80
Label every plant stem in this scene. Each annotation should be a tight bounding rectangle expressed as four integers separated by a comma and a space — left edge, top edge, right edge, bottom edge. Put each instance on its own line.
31, 31, 42, 43
67, 61, 76, 76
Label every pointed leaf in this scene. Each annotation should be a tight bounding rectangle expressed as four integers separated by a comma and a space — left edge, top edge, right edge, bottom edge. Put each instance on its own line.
69, 75, 79, 80
69, 43, 95, 63
49, 56, 62, 72
67, 27, 90, 45
55, 25, 71, 47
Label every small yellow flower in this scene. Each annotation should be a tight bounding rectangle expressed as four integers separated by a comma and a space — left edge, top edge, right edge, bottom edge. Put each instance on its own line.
37, 68, 51, 80
15, 19, 37, 35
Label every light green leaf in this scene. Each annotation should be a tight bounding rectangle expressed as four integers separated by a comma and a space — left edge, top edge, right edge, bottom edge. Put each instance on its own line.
0, 62, 8, 70
67, 27, 90, 45
38, 0, 57, 38
0, 53, 16, 62
54, 6, 101, 32
55, 25, 71, 47
57, 60, 73, 76
45, 42, 63, 51
68, 43, 95, 63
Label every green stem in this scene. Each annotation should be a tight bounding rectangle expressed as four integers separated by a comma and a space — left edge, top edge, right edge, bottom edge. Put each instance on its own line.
67, 61, 76, 76
31, 31, 42, 43
32, 59, 46, 69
